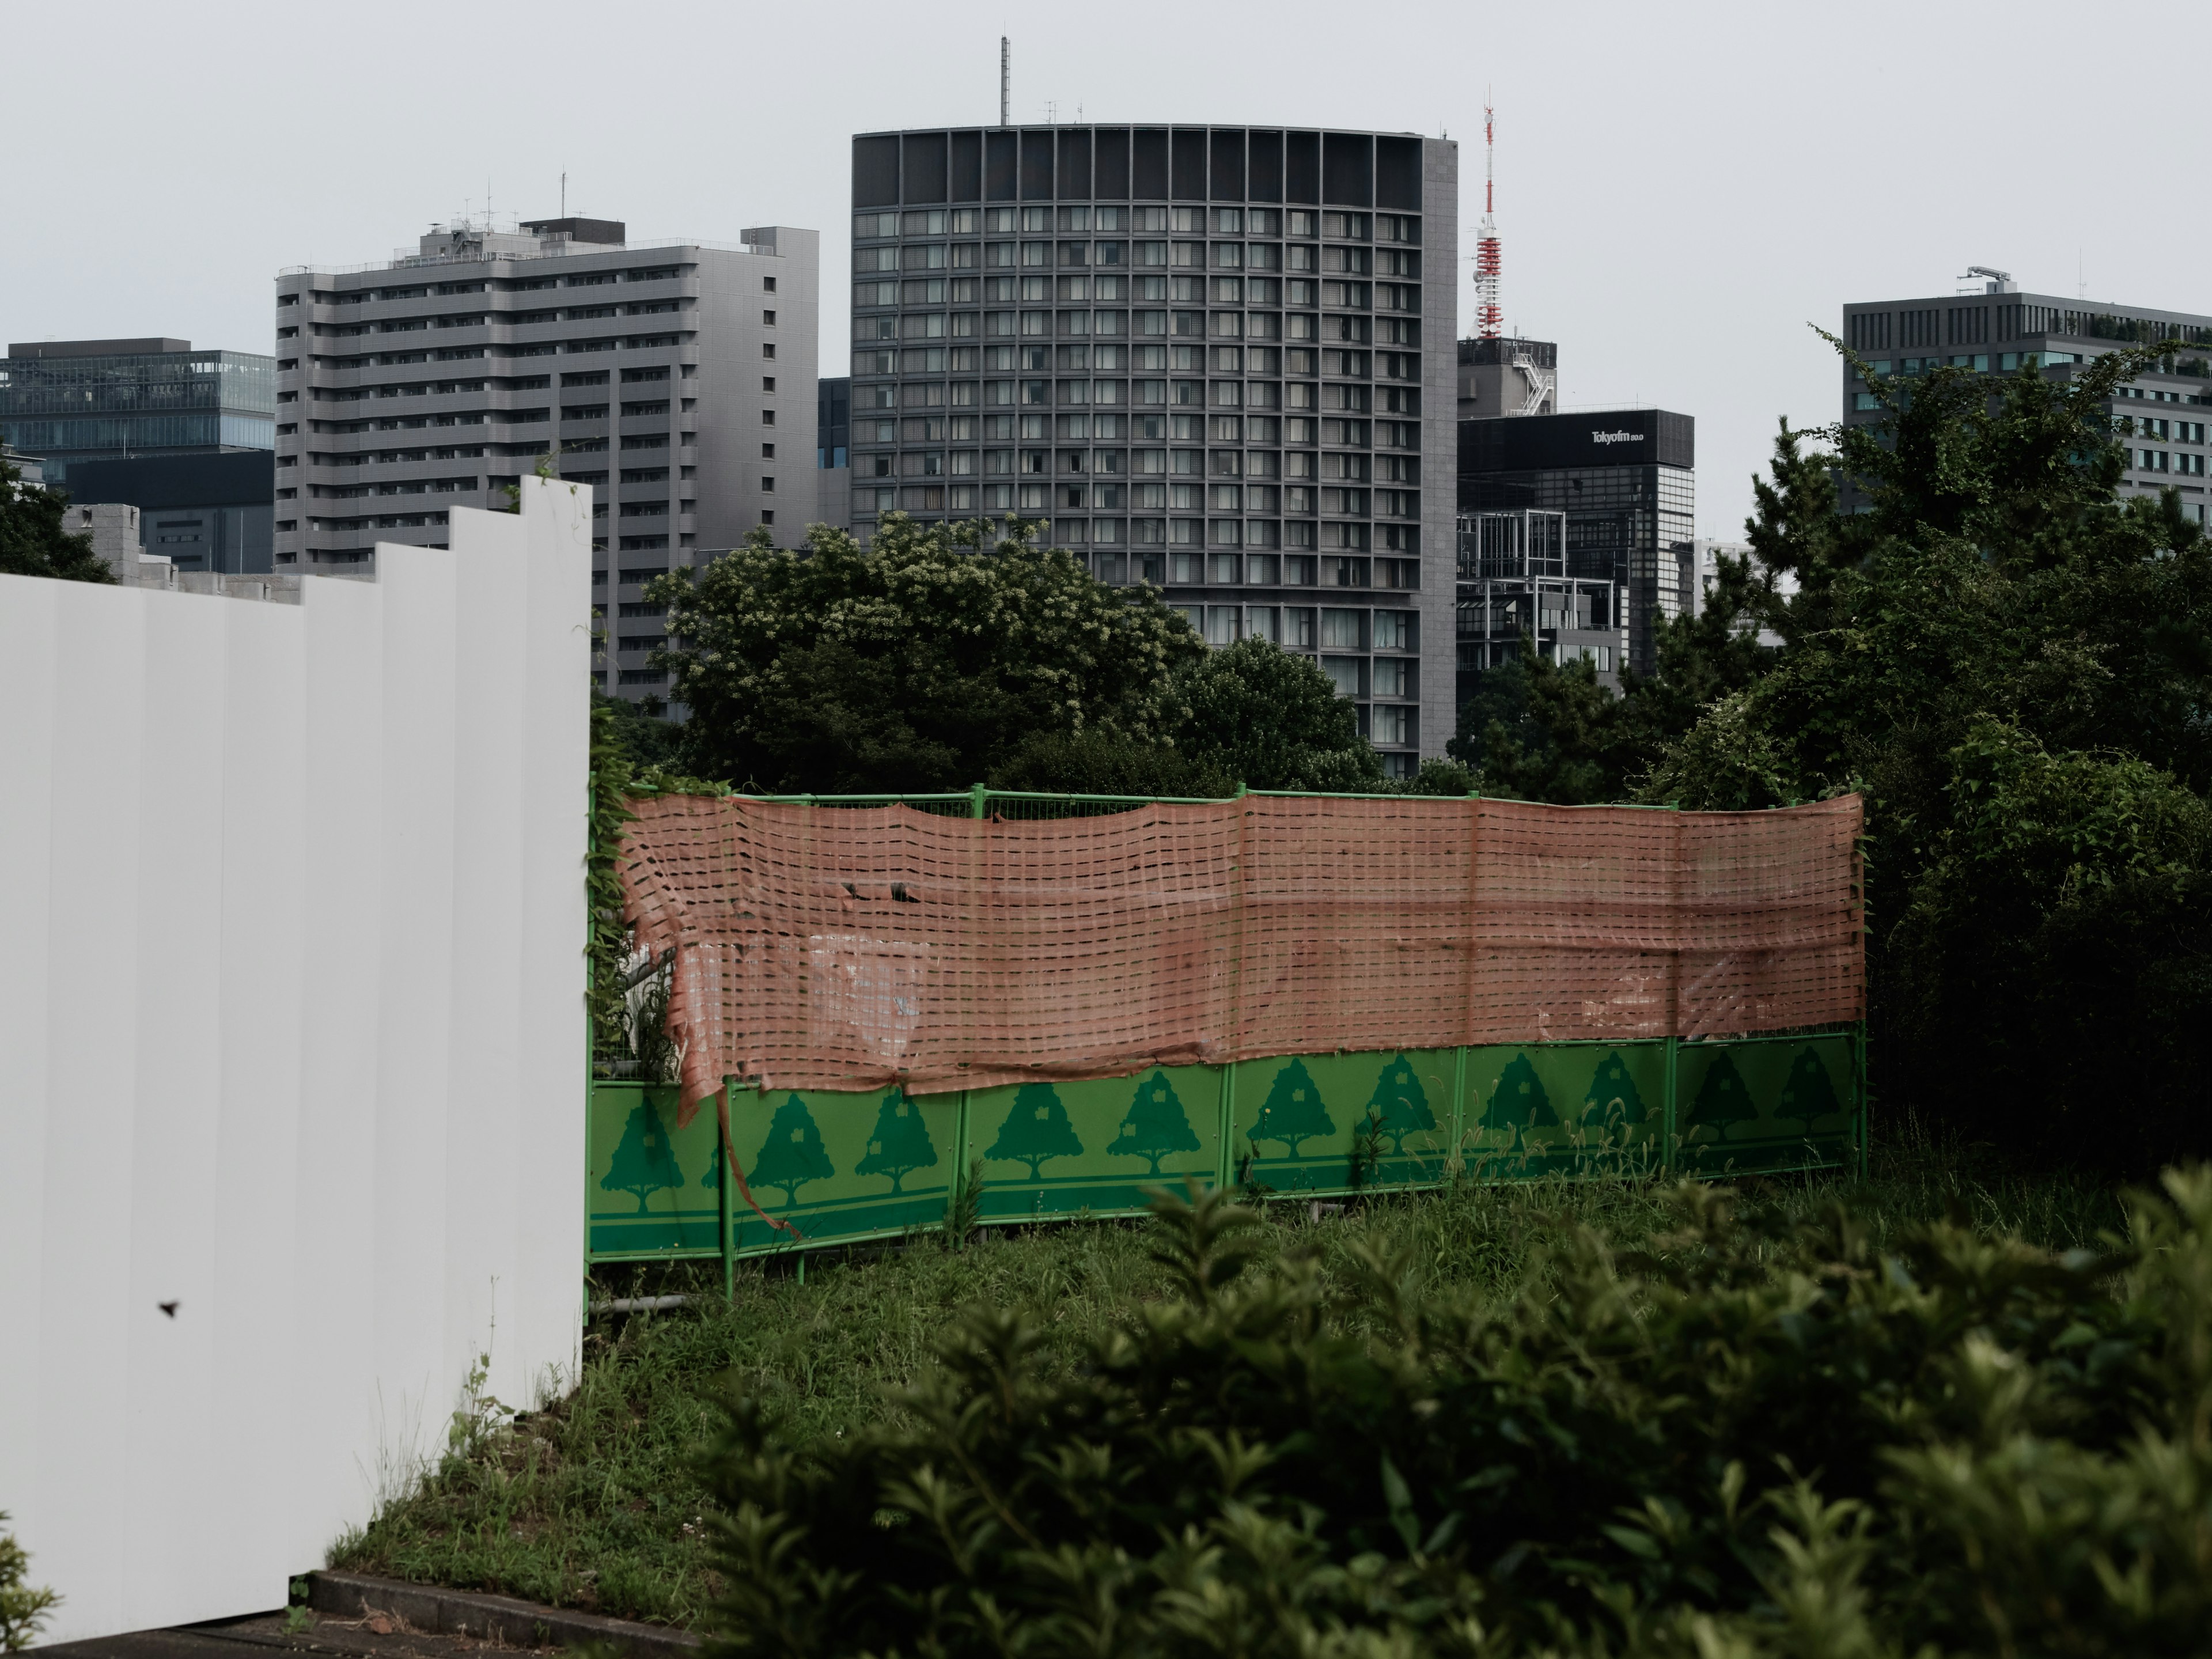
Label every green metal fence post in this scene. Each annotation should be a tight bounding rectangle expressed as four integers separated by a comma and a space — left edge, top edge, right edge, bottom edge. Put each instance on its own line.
1449, 1045, 1469, 1177
719, 1076, 737, 1302
969, 782, 988, 819
1217, 1062, 1237, 1190
1662, 1037, 1679, 1176
583, 775, 598, 1300
1222, 785, 1250, 1191
956, 1088, 972, 1247
1856, 1022, 1871, 1181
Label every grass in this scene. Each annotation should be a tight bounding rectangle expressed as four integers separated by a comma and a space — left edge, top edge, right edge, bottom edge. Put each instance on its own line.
329, 1127, 2124, 1630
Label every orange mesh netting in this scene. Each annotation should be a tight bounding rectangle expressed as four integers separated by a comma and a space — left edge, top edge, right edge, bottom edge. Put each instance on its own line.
618, 794, 1865, 1123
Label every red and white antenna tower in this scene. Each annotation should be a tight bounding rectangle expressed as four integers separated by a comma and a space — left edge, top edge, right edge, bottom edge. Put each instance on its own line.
1474, 98, 1503, 340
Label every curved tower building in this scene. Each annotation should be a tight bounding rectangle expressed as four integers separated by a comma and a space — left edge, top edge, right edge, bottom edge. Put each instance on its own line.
847, 125, 1458, 772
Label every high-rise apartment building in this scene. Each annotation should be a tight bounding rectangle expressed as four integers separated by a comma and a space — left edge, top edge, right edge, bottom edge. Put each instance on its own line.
847, 126, 1458, 773
0, 338, 274, 487
273, 214, 818, 702
1841, 272, 2212, 522
1456, 408, 1695, 689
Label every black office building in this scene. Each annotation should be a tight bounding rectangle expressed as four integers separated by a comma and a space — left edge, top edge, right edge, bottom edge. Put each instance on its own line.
817, 374, 850, 468
1456, 408, 1694, 687
66, 450, 275, 574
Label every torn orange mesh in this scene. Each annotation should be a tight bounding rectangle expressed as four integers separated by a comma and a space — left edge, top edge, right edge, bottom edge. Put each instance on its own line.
618, 793, 1865, 1123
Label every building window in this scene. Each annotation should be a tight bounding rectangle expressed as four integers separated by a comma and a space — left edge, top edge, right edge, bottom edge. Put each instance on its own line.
764, 276, 777, 293
763, 309, 777, 325
763, 409, 775, 425
762, 442, 775, 458
763, 476, 775, 492
763, 344, 775, 359
761, 510, 774, 525
763, 376, 776, 392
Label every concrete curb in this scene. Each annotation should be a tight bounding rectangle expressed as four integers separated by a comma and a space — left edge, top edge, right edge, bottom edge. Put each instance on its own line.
308, 1571, 701, 1656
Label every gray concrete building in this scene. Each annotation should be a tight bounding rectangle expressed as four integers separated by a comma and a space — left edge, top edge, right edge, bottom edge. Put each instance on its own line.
273, 214, 819, 702
1841, 271, 2212, 523
0, 338, 274, 488
54, 499, 295, 602
847, 125, 1459, 775
1457, 335, 1556, 419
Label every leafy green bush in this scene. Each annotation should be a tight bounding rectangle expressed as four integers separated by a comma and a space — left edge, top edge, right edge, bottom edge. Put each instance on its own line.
1172, 635, 1383, 792
987, 727, 1232, 799
700, 1172, 2212, 1657
0, 1512, 58, 1653
0, 460, 115, 584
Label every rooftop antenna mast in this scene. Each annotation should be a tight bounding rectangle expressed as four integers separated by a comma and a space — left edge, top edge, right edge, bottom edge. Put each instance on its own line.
1474, 96, 1502, 339
999, 37, 1009, 127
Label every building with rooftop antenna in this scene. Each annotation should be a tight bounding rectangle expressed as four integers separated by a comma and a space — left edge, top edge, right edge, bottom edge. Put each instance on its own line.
1455, 106, 1554, 421
1472, 101, 1502, 342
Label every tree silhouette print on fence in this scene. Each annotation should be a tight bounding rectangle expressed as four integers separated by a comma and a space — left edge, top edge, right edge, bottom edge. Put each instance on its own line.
1480, 1054, 1558, 1135
1579, 1051, 1649, 1130
1682, 1051, 1758, 1143
1249, 1059, 1336, 1157
855, 1089, 940, 1193
752, 1093, 836, 1207
1775, 1046, 1841, 1132
1363, 1053, 1437, 1154
986, 1082, 1085, 1180
601, 1101, 684, 1213
1108, 1070, 1202, 1174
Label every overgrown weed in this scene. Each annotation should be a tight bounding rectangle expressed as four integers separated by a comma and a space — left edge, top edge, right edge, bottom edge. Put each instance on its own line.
332, 1140, 2119, 1628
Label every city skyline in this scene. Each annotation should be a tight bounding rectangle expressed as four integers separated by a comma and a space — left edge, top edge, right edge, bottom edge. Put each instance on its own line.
4, 1, 2208, 545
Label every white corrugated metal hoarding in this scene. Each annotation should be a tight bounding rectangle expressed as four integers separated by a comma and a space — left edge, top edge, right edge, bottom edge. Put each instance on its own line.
0, 479, 590, 1644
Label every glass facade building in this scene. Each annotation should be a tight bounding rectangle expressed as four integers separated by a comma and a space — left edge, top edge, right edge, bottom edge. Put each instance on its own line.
849, 126, 1459, 772
0, 339, 274, 487
818, 374, 850, 468
1456, 409, 1695, 689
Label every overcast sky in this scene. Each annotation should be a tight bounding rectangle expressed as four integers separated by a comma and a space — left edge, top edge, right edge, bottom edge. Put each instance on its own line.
5, 0, 2201, 539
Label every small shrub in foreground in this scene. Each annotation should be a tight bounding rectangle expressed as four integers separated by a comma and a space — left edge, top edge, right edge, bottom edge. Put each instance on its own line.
0, 1512, 59, 1653
701, 1171, 2212, 1658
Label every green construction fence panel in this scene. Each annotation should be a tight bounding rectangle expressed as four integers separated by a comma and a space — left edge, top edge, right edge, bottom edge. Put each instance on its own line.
1459, 1041, 1672, 1180
588, 1082, 723, 1259
721, 1084, 963, 1251
969, 1064, 1223, 1224
1232, 1048, 1461, 1198
1673, 1033, 1857, 1176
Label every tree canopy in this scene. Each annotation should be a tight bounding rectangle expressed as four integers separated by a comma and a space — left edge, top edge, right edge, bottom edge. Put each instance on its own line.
0, 462, 115, 584
1173, 634, 1383, 791
649, 515, 1392, 798
650, 516, 1203, 793
1453, 336, 2212, 1161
